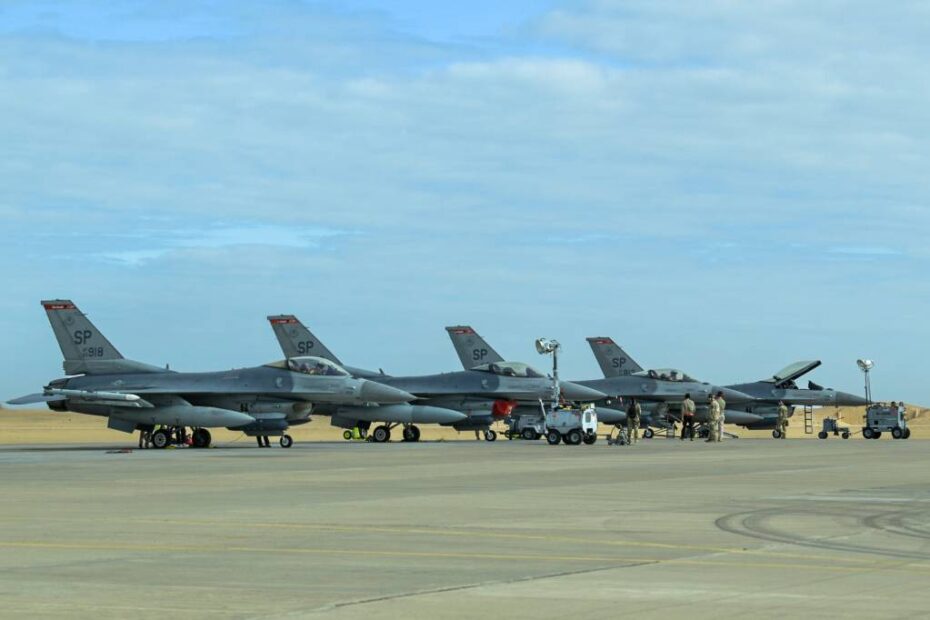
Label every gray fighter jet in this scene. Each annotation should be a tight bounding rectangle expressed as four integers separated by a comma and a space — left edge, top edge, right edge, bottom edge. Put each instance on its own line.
7, 300, 417, 449
725, 360, 869, 430
588, 340, 868, 431
585, 337, 758, 429
268, 316, 606, 442
446, 329, 752, 432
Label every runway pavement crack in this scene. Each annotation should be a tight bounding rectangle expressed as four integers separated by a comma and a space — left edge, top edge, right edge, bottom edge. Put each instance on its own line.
255, 561, 659, 618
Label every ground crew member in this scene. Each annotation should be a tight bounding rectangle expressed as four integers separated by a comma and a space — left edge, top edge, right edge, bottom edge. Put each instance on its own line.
707, 395, 721, 442
681, 393, 696, 441
627, 398, 641, 445
776, 400, 789, 439
716, 391, 727, 441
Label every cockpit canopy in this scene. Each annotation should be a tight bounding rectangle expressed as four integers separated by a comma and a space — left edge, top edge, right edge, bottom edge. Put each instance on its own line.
633, 368, 697, 383
769, 360, 821, 385
472, 361, 547, 379
266, 356, 350, 377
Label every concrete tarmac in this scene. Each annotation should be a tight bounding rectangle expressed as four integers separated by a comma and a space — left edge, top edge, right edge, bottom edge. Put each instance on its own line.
0, 438, 929, 618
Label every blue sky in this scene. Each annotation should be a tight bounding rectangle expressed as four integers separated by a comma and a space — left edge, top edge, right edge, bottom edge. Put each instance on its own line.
1, 1, 927, 403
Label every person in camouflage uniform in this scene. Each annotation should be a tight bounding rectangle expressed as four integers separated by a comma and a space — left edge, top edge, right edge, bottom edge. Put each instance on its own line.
627, 398, 641, 445
776, 400, 789, 439
706, 395, 721, 442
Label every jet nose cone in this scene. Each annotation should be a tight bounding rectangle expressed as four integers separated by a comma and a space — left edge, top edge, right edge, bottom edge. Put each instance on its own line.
359, 380, 415, 404
559, 381, 607, 402
720, 387, 753, 404
835, 391, 870, 407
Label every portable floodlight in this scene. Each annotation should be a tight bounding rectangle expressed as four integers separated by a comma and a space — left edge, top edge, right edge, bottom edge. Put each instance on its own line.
857, 359, 874, 404
535, 338, 561, 409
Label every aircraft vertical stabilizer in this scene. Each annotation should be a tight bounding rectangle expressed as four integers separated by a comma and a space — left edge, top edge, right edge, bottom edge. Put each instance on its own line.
445, 326, 504, 369
267, 315, 342, 364
586, 337, 644, 378
41, 300, 169, 375
42, 299, 123, 374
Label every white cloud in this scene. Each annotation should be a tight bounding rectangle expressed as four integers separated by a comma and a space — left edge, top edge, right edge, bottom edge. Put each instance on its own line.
1, 1, 929, 402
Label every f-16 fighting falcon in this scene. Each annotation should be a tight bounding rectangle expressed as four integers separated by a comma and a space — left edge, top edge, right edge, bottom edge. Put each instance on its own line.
583, 337, 756, 431
268, 316, 606, 442
445, 329, 752, 435
724, 360, 869, 431
587, 340, 868, 432
7, 300, 417, 449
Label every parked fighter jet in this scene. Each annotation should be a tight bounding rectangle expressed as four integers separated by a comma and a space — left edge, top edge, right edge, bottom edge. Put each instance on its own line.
446, 329, 753, 433
585, 337, 759, 429
268, 316, 606, 442
724, 360, 869, 430
7, 300, 418, 449
588, 340, 868, 431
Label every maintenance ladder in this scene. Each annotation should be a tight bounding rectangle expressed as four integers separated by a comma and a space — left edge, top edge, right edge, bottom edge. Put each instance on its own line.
804, 405, 814, 435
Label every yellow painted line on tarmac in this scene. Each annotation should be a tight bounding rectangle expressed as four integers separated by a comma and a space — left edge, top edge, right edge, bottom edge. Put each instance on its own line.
0, 540, 922, 575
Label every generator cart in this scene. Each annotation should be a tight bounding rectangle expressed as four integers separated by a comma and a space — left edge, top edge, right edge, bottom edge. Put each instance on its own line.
545, 405, 598, 445
862, 404, 910, 440
505, 412, 545, 441
818, 417, 851, 440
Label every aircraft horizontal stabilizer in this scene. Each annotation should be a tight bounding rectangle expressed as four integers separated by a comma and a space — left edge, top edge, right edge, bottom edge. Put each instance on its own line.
6, 393, 68, 406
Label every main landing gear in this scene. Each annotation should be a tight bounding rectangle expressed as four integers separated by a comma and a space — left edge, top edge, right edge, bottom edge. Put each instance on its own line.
368, 423, 420, 443
402, 425, 421, 442
255, 434, 294, 448
141, 426, 209, 449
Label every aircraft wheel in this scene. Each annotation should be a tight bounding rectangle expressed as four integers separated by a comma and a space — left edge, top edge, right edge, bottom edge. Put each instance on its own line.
521, 428, 537, 441
372, 425, 391, 443
818, 431, 828, 440
904, 428, 911, 439
643, 428, 654, 439
151, 430, 170, 449
583, 432, 597, 445
484, 430, 497, 442
892, 427, 903, 440
842, 432, 850, 439
192, 428, 211, 448
546, 430, 561, 445
279, 434, 293, 449
566, 429, 583, 445
343, 430, 353, 441
411, 425, 420, 442
772, 430, 782, 439
873, 431, 882, 439
863, 427, 874, 439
